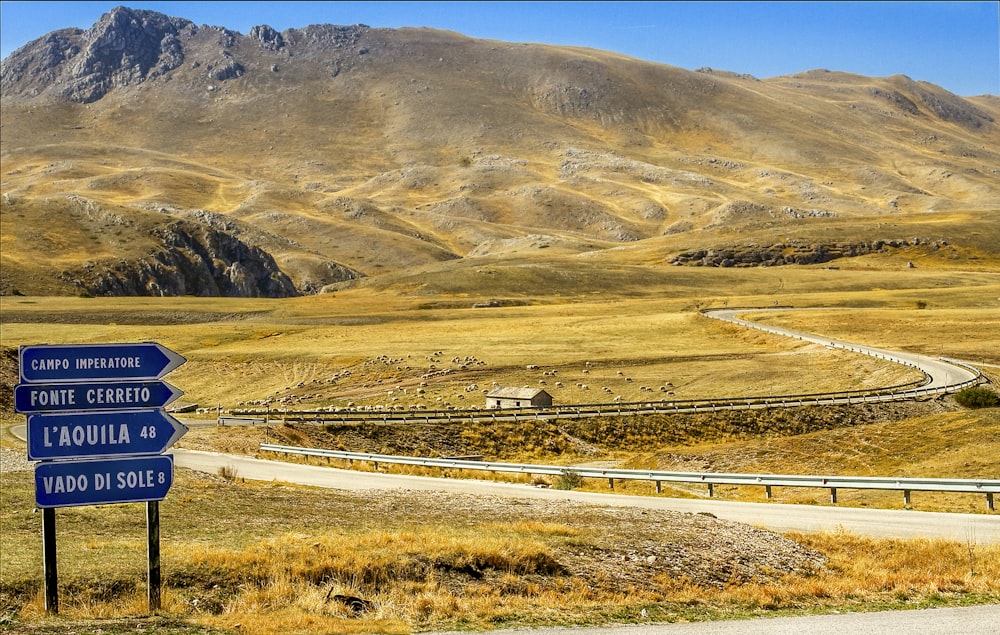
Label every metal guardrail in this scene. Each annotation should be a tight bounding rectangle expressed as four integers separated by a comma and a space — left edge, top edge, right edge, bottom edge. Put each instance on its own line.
217, 416, 266, 426
259, 444, 999, 511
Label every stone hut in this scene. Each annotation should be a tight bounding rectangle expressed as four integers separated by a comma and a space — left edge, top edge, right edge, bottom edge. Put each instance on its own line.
485, 387, 553, 409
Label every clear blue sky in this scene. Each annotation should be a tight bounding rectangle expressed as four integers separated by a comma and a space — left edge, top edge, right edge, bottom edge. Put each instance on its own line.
1, 1, 997, 96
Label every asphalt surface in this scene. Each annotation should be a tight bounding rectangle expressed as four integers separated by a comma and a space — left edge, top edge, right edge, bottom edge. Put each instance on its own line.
172, 448, 1000, 542
430, 603, 1000, 635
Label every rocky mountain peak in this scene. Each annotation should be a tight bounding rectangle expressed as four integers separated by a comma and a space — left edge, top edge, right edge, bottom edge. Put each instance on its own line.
248, 24, 284, 51
2, 5, 194, 102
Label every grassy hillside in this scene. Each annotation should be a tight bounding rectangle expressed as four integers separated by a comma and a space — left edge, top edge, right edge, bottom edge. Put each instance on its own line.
2, 10, 999, 296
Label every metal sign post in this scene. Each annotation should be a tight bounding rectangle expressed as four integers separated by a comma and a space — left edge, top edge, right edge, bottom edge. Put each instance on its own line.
16, 342, 186, 615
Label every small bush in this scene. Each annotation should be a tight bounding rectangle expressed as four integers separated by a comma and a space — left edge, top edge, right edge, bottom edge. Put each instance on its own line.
218, 464, 239, 480
553, 470, 582, 490
954, 386, 999, 409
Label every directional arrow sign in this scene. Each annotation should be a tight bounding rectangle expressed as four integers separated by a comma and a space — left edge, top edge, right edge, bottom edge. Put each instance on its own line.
34, 454, 174, 508
19, 343, 186, 383
15, 380, 184, 414
26, 410, 188, 461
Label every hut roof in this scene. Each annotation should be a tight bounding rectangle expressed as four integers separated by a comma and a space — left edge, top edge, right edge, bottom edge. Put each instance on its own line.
486, 387, 549, 400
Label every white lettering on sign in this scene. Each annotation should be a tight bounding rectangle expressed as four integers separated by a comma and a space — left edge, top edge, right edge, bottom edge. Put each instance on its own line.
94, 472, 112, 490
41, 474, 89, 494
42, 424, 131, 448
75, 356, 142, 370
85, 386, 151, 405
29, 388, 77, 407
116, 469, 165, 489
30, 358, 69, 371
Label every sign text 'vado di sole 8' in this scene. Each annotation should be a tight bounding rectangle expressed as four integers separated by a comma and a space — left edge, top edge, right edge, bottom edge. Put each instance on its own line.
34, 454, 175, 508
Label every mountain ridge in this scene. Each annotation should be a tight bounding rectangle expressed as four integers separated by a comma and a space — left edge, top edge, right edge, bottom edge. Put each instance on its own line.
2, 6, 998, 297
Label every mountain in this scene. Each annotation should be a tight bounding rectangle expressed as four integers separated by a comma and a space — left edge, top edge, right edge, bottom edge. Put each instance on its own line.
2, 6, 998, 297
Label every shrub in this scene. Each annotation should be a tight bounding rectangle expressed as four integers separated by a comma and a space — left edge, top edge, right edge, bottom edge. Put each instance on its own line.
954, 386, 1000, 409
553, 470, 582, 490
218, 464, 239, 480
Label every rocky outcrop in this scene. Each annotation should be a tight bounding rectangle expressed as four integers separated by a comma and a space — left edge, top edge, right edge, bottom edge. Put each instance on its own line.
59, 220, 299, 297
207, 52, 244, 81
248, 24, 285, 51
670, 238, 945, 268
18, 7, 193, 102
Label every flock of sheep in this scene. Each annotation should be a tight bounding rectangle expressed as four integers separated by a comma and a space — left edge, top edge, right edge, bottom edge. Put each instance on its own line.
223, 351, 676, 414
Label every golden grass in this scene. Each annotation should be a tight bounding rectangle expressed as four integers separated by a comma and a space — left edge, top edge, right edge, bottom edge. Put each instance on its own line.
7, 484, 997, 635
7, 284, 994, 410
3, 279, 999, 631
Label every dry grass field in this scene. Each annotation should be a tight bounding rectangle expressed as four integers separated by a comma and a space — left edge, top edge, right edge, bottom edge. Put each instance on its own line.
2, 459, 999, 635
2, 266, 999, 632
2, 9, 1000, 632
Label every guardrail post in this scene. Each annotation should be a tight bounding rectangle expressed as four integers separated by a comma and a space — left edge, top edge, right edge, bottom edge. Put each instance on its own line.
607, 478, 614, 490
707, 483, 714, 497
655, 480, 662, 494
903, 490, 911, 506
988, 493, 995, 511
765, 485, 772, 499
830, 488, 838, 504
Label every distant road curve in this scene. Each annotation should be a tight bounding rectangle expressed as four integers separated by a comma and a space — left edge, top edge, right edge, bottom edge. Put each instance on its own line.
702, 308, 981, 392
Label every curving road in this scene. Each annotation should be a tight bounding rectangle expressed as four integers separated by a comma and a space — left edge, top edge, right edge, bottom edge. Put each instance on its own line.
10, 308, 1000, 632
172, 448, 1000, 542
170, 307, 996, 541
703, 308, 981, 392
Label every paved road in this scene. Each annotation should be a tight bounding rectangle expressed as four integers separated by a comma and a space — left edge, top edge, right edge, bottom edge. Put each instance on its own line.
703, 308, 980, 391
431, 603, 1000, 635
173, 448, 1000, 542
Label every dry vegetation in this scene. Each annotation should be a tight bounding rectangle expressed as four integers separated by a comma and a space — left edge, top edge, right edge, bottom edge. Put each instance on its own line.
2, 460, 998, 635
2, 11, 1000, 632
2, 273, 999, 633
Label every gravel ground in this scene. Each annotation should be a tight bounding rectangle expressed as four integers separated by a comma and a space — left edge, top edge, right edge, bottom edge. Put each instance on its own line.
0, 447, 32, 473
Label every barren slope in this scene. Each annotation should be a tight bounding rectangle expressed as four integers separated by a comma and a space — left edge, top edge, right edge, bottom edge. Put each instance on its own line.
2, 7, 998, 297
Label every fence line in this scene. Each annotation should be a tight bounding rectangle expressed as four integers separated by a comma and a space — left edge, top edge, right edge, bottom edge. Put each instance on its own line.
258, 443, 999, 511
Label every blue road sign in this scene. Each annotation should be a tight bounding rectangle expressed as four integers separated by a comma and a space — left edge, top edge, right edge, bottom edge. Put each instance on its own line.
27, 410, 188, 461
14, 380, 183, 414
34, 454, 174, 508
19, 343, 186, 383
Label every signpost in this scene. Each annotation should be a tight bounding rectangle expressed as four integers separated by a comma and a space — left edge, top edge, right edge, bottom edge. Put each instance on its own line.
15, 380, 183, 413
16, 342, 187, 614
26, 410, 187, 461
19, 342, 186, 383
34, 455, 175, 508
